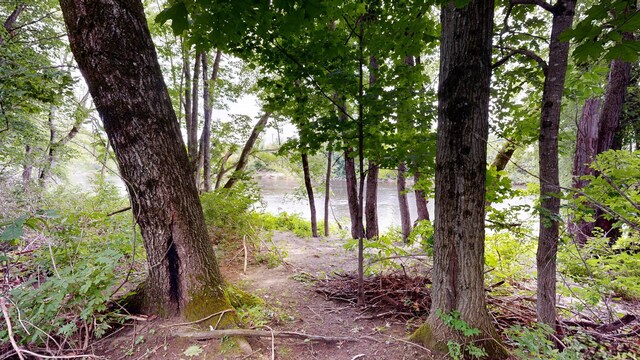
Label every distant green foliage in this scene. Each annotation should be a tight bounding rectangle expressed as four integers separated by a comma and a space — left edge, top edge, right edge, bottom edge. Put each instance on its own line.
560, 235, 640, 301
485, 232, 536, 283
570, 150, 639, 229
562, 150, 640, 300
257, 212, 315, 238
344, 227, 410, 275
201, 181, 263, 242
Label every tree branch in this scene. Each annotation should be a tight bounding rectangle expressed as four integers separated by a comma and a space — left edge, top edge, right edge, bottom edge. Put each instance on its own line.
493, 46, 549, 75
173, 329, 362, 343
510, 0, 556, 13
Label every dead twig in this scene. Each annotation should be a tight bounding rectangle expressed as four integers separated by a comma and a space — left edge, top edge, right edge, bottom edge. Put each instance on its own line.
173, 329, 361, 343
163, 309, 234, 328
1, 297, 25, 360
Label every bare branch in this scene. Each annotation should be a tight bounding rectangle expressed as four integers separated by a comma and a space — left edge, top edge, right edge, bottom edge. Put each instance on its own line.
511, 0, 556, 13
493, 46, 549, 75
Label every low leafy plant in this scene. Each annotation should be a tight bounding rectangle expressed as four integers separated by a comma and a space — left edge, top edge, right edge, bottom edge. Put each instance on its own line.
436, 309, 487, 359
0, 180, 140, 348
505, 324, 584, 360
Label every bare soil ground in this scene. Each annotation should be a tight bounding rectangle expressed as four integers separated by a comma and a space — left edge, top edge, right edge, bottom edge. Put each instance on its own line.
92, 231, 433, 360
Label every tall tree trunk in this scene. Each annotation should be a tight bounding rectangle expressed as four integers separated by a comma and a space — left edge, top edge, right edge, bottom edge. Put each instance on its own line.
21, 145, 32, 184
214, 149, 233, 190
59, 0, 232, 322
0, 4, 26, 44
202, 49, 222, 192
411, 0, 505, 356
365, 56, 380, 239
536, 0, 576, 329
414, 171, 430, 222
365, 161, 379, 239
324, 150, 332, 237
302, 153, 318, 237
39, 106, 57, 187
223, 112, 271, 189
345, 150, 362, 239
397, 163, 411, 242
196, 52, 208, 190
188, 52, 201, 170
569, 98, 601, 245
39, 96, 86, 187
593, 50, 633, 241
182, 49, 192, 140
101, 140, 110, 177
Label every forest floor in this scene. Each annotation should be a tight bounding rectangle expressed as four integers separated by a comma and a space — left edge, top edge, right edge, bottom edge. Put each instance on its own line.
91, 231, 640, 360
93, 231, 433, 360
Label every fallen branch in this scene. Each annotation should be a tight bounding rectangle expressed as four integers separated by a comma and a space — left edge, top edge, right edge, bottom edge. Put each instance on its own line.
173, 329, 361, 343
163, 309, 234, 328
0, 297, 25, 360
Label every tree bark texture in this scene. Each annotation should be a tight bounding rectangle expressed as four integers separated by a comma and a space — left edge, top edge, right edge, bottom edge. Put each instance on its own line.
344, 150, 362, 239
202, 49, 222, 192
397, 163, 411, 242
593, 54, 632, 240
59, 0, 231, 321
414, 172, 430, 222
536, 0, 576, 329
187, 52, 201, 170
324, 151, 332, 237
39, 98, 85, 187
302, 153, 319, 237
223, 112, 271, 189
21, 145, 32, 184
569, 98, 601, 245
411, 0, 505, 356
365, 161, 379, 239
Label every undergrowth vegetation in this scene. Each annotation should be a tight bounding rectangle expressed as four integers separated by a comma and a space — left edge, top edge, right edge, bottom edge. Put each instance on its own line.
1, 179, 142, 348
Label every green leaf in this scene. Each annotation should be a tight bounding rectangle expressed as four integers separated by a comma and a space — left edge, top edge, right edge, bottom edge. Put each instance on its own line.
0, 216, 28, 241
184, 345, 204, 357
604, 41, 640, 62
155, 2, 190, 35
454, 0, 471, 8
573, 42, 605, 63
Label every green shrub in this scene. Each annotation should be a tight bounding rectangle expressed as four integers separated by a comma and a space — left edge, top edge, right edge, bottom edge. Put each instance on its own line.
485, 232, 536, 283
559, 234, 640, 301
0, 180, 140, 347
505, 324, 584, 359
200, 182, 263, 242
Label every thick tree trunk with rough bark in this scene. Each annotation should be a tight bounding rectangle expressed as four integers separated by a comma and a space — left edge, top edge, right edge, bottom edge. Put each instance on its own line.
59, 0, 231, 322
569, 98, 601, 245
414, 172, 430, 222
324, 151, 332, 237
536, 0, 576, 329
397, 163, 411, 242
365, 162, 379, 239
302, 153, 318, 237
223, 112, 271, 189
410, 0, 505, 356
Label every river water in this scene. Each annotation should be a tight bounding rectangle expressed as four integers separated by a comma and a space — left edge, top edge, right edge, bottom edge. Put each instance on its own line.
256, 176, 433, 232
67, 163, 532, 233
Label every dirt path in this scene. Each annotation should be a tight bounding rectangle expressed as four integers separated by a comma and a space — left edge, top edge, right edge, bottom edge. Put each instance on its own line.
94, 231, 433, 359
223, 231, 432, 360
